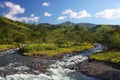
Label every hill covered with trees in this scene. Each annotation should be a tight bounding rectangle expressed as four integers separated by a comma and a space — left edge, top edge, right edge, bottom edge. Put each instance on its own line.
0, 16, 96, 44
0, 16, 120, 62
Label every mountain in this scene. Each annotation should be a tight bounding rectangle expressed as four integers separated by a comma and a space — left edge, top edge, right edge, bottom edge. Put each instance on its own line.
38, 23, 52, 26
76, 23, 97, 28
59, 21, 97, 28
90, 25, 120, 32
1, 16, 120, 44
59, 21, 75, 26
0, 16, 31, 43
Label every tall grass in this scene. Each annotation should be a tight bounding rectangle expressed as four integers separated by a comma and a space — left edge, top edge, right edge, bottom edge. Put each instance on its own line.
89, 51, 120, 63
21, 43, 93, 56
0, 44, 18, 51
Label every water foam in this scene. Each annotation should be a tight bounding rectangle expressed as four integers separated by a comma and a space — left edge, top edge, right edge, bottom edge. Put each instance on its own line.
0, 43, 105, 80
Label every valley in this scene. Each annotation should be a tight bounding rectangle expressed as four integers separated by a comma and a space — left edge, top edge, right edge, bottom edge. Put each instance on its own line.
0, 16, 120, 80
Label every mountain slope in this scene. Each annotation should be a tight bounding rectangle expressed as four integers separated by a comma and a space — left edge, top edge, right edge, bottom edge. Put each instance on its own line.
76, 23, 97, 28
59, 21, 75, 27
0, 16, 31, 44
0, 16, 120, 45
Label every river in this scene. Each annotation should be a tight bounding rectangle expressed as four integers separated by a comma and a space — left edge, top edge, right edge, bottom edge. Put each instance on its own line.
0, 43, 106, 80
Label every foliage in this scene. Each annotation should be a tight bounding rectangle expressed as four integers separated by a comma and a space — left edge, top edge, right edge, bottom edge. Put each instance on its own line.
90, 51, 120, 63
1, 15, 120, 59
89, 25, 120, 64
21, 43, 93, 56
0, 16, 96, 44
0, 44, 19, 51
0, 16, 31, 44
95, 26, 120, 50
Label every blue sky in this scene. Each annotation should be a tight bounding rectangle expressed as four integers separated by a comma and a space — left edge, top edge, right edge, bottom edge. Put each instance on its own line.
0, 0, 120, 24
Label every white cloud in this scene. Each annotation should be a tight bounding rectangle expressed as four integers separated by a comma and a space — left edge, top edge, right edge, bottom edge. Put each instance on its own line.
13, 16, 39, 23
44, 12, 52, 17
5, 1, 25, 16
30, 14, 35, 17
4, 2, 39, 23
58, 16, 67, 20
42, 2, 49, 7
62, 9, 90, 19
95, 8, 120, 19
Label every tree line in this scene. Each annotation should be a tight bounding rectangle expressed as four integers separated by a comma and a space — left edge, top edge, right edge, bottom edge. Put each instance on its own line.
0, 16, 120, 50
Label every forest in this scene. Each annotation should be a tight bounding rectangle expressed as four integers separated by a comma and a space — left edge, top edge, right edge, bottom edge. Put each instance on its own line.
0, 16, 120, 63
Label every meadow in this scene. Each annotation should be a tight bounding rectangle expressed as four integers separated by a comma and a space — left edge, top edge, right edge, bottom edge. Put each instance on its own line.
21, 43, 93, 56
90, 51, 120, 63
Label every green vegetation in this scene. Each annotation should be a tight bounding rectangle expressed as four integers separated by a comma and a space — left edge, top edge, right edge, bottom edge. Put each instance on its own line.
0, 44, 19, 51
0, 16, 95, 44
0, 16, 120, 60
89, 25, 120, 64
21, 43, 93, 56
0, 16, 31, 44
93, 25, 120, 50
90, 51, 120, 63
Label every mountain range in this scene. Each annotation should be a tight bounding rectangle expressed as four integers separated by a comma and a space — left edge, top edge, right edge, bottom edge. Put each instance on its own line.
0, 16, 120, 44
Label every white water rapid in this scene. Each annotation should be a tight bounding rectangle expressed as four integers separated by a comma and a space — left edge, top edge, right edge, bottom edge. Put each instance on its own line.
0, 43, 106, 80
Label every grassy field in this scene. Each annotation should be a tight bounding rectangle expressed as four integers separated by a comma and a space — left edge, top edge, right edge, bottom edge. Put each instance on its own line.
89, 51, 120, 63
21, 43, 93, 56
0, 44, 19, 51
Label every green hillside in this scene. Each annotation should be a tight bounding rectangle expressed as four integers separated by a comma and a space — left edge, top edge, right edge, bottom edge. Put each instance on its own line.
0, 16, 120, 59
90, 25, 120, 64
0, 16, 31, 44
1, 16, 120, 48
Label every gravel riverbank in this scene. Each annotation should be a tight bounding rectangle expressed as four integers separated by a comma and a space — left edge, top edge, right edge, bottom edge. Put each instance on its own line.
0, 43, 117, 80
0, 49, 50, 76
78, 60, 120, 80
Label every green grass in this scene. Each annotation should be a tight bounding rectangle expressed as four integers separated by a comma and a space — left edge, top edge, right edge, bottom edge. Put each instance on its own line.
0, 44, 19, 51
89, 51, 120, 63
22, 43, 93, 56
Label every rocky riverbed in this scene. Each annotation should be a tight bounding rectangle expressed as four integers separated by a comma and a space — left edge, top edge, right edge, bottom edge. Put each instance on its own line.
78, 60, 120, 80
0, 49, 49, 76
0, 43, 118, 80
77, 44, 120, 80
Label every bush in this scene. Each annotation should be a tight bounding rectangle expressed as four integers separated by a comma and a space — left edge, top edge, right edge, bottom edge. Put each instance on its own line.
22, 43, 93, 56
89, 51, 120, 63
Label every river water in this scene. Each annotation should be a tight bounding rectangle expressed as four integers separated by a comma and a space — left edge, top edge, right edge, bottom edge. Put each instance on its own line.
0, 43, 106, 80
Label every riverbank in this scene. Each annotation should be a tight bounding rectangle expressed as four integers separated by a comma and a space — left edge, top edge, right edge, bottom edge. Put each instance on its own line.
0, 44, 19, 51
89, 51, 120, 64
0, 50, 50, 76
0, 47, 91, 76
0, 43, 113, 80
78, 59, 120, 80
21, 43, 93, 56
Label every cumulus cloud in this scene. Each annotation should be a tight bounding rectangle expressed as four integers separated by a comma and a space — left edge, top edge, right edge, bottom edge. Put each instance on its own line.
5, 1, 25, 16
95, 8, 120, 19
13, 16, 39, 23
30, 14, 35, 17
62, 9, 90, 19
42, 2, 49, 7
44, 12, 52, 17
58, 16, 67, 20
4, 2, 39, 23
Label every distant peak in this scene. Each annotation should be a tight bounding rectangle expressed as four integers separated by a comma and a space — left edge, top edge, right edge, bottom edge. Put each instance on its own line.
59, 21, 75, 26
